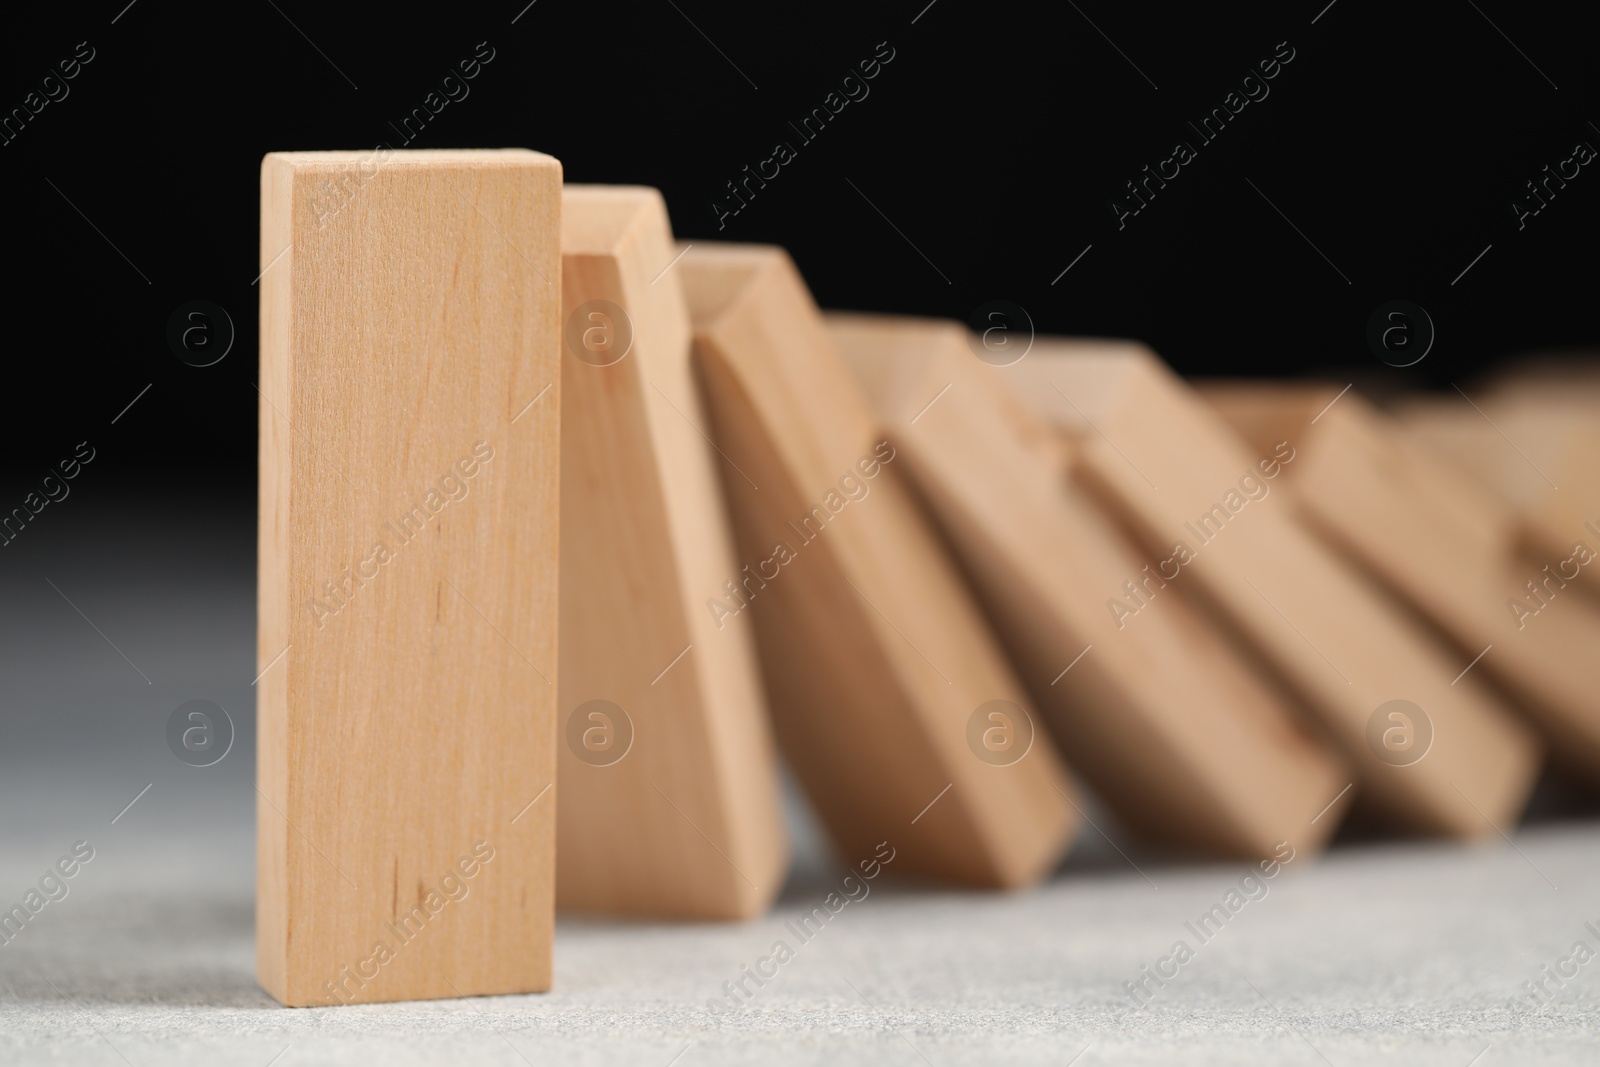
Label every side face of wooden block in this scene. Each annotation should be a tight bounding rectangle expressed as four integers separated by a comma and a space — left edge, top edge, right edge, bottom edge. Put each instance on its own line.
680, 245, 1077, 888
557, 187, 787, 918
1000, 342, 1540, 837
829, 314, 1347, 859
1208, 383, 1600, 781
1481, 370, 1600, 544
258, 149, 560, 1006
1399, 391, 1600, 590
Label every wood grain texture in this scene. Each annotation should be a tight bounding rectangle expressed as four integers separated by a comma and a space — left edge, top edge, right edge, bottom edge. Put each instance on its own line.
1207, 382, 1600, 782
829, 314, 1347, 858
557, 187, 787, 918
258, 149, 560, 1006
680, 245, 1077, 888
1000, 340, 1539, 837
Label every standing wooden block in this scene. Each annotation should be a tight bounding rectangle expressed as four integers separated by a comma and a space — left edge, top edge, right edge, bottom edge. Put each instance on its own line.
1001, 341, 1539, 837
829, 314, 1347, 858
679, 245, 1077, 888
558, 187, 787, 917
1206, 382, 1600, 782
258, 150, 560, 1006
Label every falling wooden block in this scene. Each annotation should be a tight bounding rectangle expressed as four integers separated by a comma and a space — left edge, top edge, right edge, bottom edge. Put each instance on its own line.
557, 187, 787, 918
1397, 388, 1600, 597
1001, 341, 1540, 837
679, 245, 1077, 887
258, 149, 560, 1006
1207, 382, 1600, 782
828, 313, 1347, 857
1484, 357, 1600, 405
1470, 364, 1600, 555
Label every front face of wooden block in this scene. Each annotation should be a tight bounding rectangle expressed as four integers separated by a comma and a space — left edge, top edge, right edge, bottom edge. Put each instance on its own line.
829, 314, 1346, 859
680, 247, 1075, 889
258, 150, 560, 1006
556, 188, 786, 918
1001, 344, 1539, 837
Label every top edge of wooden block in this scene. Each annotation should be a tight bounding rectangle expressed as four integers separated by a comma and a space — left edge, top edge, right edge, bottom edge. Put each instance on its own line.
1010, 336, 1169, 435
1029, 335, 1163, 364
680, 240, 788, 264
263, 148, 559, 169
1196, 380, 1354, 423
826, 310, 967, 346
1195, 379, 1349, 402
564, 183, 665, 202
561, 185, 669, 256
678, 242, 792, 328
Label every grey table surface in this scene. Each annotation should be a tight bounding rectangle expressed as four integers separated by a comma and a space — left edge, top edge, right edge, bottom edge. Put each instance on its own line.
3, 786, 1599, 1066
3, 499, 1599, 1064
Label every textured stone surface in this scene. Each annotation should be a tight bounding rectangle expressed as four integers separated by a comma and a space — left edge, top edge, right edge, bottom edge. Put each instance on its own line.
2, 813, 1598, 1065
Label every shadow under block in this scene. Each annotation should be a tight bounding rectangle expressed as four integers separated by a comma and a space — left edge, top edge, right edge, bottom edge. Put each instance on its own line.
678, 245, 1077, 888
557, 187, 787, 918
828, 313, 1346, 858
1206, 382, 1600, 783
999, 341, 1539, 837
258, 150, 560, 1006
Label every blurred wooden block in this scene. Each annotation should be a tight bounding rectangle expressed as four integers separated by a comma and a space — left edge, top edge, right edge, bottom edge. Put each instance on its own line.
1001, 341, 1539, 836
258, 149, 559, 1006
558, 187, 787, 918
1398, 388, 1600, 597
1484, 357, 1600, 403
1482, 366, 1600, 552
829, 313, 1346, 858
1209, 382, 1600, 782
679, 245, 1077, 887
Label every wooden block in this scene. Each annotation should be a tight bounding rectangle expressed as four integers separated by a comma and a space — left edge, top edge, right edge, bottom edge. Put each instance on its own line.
258, 150, 560, 1006
1397, 390, 1600, 596
828, 313, 1347, 858
1207, 382, 1600, 782
1000, 341, 1540, 837
1472, 365, 1600, 552
557, 187, 787, 917
679, 245, 1077, 888
1484, 357, 1600, 403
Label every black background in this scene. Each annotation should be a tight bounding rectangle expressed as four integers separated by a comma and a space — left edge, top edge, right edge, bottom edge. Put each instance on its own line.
0, 0, 1594, 498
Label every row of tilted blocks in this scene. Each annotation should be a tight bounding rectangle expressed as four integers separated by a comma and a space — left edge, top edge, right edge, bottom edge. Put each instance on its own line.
259, 149, 1595, 1006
